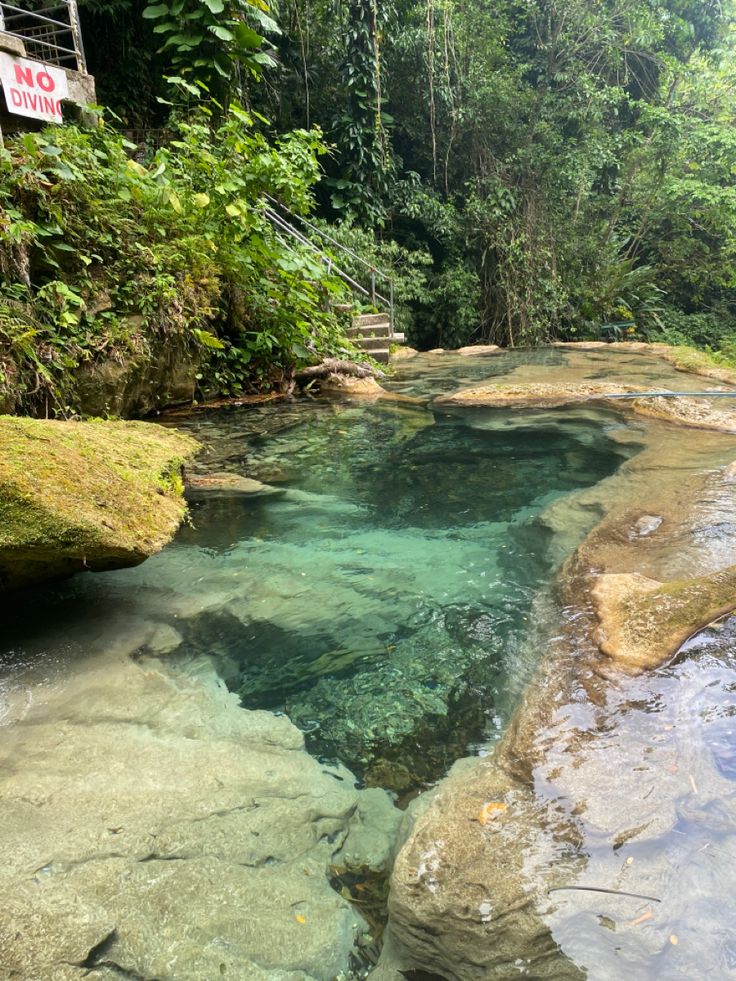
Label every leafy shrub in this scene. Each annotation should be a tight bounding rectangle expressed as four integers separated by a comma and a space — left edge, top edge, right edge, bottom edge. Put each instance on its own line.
422, 262, 481, 350
0, 107, 353, 414
652, 304, 736, 351
309, 219, 431, 339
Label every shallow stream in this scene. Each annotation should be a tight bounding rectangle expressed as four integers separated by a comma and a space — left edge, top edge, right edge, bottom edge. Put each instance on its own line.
2, 371, 632, 791
2, 347, 736, 980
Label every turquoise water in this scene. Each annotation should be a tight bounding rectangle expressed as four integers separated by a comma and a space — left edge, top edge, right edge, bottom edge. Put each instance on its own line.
2, 395, 632, 789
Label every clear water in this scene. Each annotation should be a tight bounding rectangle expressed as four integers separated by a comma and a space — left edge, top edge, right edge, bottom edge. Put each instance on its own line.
2, 395, 632, 789
544, 615, 736, 980
3, 348, 736, 980
383, 346, 567, 397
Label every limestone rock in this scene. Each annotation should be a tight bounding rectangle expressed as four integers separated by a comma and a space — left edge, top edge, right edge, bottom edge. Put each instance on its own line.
0, 416, 199, 590
390, 346, 419, 359
74, 344, 199, 417
375, 758, 585, 981
631, 513, 663, 538
320, 374, 388, 398
553, 340, 608, 349
374, 348, 736, 979
592, 565, 736, 671
435, 381, 636, 408
456, 344, 502, 356
629, 393, 736, 433
186, 471, 286, 497
0, 649, 400, 979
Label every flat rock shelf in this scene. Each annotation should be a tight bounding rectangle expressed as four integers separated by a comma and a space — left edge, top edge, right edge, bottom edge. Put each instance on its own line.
2, 344, 736, 980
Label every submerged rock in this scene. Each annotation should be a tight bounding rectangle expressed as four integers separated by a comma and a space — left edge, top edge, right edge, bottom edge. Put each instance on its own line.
0, 416, 199, 590
185, 471, 286, 497
0, 647, 401, 979
319, 374, 422, 404
631, 513, 663, 538
284, 613, 502, 784
373, 353, 736, 979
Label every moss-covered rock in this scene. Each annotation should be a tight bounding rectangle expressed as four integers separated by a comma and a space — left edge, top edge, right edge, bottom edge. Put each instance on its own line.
592, 566, 736, 671
0, 416, 199, 590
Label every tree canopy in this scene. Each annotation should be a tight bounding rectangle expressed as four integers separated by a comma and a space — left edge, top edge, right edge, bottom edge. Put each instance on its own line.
2, 0, 735, 415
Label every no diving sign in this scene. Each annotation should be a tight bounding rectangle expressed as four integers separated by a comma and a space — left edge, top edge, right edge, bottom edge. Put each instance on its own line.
0, 53, 68, 124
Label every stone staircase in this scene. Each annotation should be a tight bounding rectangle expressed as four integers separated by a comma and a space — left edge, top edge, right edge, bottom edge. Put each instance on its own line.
262, 199, 403, 362
346, 313, 405, 364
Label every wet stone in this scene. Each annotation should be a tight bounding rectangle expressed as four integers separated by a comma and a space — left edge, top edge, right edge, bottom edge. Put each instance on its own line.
283, 613, 504, 782
6, 348, 726, 977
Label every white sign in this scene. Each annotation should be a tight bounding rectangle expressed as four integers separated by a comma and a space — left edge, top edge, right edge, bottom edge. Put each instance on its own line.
0, 53, 69, 124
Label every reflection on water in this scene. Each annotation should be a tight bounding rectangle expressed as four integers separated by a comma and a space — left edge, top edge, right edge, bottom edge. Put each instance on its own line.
538, 616, 736, 980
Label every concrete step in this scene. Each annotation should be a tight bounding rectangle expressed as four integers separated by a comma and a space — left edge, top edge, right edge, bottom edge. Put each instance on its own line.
354, 313, 390, 327
370, 349, 390, 364
355, 335, 391, 352
345, 324, 390, 338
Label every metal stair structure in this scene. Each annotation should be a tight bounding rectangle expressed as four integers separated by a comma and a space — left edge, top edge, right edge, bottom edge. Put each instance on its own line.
262, 196, 404, 363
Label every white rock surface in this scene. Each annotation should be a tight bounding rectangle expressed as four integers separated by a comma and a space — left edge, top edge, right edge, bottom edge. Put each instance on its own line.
0, 642, 400, 979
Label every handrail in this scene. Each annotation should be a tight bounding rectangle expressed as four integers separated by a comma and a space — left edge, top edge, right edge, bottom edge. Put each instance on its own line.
0, 0, 86, 72
262, 196, 396, 337
265, 207, 388, 305
265, 194, 393, 286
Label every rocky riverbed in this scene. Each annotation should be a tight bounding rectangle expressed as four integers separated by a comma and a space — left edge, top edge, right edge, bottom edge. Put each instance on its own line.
0, 633, 400, 979
372, 344, 736, 980
3, 344, 736, 979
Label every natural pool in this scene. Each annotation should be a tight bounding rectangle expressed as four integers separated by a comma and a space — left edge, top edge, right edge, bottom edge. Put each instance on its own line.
2, 389, 632, 792
2, 346, 736, 980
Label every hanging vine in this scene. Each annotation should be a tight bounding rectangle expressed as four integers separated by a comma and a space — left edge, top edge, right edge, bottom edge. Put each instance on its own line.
328, 0, 395, 223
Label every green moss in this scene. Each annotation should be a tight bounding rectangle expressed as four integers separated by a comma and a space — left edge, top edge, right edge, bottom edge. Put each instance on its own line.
596, 566, 736, 671
659, 344, 736, 383
0, 415, 200, 590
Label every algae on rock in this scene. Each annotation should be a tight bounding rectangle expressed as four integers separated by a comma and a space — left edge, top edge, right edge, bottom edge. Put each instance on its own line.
0, 415, 199, 590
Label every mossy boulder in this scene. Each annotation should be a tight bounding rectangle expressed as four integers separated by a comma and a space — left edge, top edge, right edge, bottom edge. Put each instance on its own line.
592, 565, 736, 671
0, 416, 199, 590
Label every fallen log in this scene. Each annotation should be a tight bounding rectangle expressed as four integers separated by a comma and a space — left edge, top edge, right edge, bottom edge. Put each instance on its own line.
295, 358, 385, 384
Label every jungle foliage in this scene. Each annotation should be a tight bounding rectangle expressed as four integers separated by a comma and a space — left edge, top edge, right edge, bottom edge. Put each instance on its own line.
0, 109, 351, 413
252, 0, 736, 349
3, 0, 736, 416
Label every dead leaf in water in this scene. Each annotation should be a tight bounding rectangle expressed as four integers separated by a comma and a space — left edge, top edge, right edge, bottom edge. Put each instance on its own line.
478, 802, 508, 825
628, 910, 653, 927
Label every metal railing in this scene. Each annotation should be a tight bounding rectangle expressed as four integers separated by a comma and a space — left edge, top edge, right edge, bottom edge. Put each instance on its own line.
263, 195, 396, 336
0, 0, 86, 72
